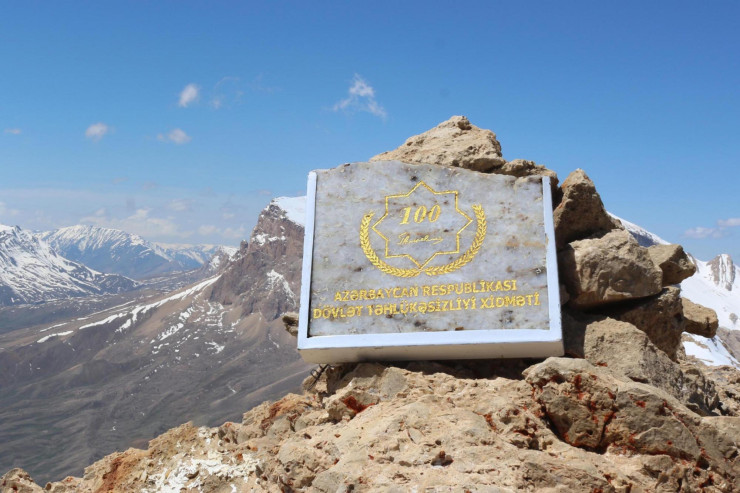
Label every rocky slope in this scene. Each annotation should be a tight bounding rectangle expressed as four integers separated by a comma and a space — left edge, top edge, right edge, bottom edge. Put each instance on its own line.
0, 224, 136, 307
39, 225, 235, 280
4, 117, 740, 491
0, 199, 309, 484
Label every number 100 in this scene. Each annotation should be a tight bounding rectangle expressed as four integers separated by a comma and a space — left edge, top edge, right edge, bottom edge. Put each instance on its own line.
400, 205, 441, 224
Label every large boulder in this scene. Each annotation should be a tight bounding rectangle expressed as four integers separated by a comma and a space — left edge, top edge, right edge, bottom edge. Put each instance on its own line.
525, 358, 738, 489
559, 230, 663, 309
370, 116, 506, 172
583, 317, 719, 415
0, 469, 43, 493
647, 244, 696, 285
553, 169, 621, 248
682, 298, 719, 338
602, 287, 685, 360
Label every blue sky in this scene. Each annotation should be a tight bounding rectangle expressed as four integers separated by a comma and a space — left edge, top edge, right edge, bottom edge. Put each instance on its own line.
1, 2, 738, 260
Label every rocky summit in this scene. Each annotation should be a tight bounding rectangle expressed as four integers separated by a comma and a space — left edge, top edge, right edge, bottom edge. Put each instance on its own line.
3, 117, 739, 492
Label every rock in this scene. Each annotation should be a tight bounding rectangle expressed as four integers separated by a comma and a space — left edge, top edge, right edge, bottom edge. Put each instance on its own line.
682, 298, 719, 338
525, 357, 738, 488
559, 230, 663, 309
552, 169, 621, 248
0, 469, 44, 492
17, 359, 740, 492
496, 158, 559, 190
702, 363, 740, 416
583, 317, 719, 415
281, 311, 299, 337
370, 115, 507, 172
602, 287, 685, 360
647, 244, 696, 285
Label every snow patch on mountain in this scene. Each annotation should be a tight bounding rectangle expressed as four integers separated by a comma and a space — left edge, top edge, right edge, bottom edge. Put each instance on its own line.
683, 337, 738, 366
610, 214, 669, 247
681, 257, 740, 331
273, 196, 306, 227
37, 331, 73, 344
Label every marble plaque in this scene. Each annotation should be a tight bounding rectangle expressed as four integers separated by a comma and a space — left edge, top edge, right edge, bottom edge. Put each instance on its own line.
298, 161, 563, 363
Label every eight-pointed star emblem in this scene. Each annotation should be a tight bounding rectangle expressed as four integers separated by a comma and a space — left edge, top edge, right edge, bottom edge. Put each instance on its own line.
372, 181, 473, 268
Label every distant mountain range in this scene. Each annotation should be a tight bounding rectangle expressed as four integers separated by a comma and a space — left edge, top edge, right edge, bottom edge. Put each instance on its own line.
39, 225, 236, 280
0, 197, 308, 483
0, 225, 136, 307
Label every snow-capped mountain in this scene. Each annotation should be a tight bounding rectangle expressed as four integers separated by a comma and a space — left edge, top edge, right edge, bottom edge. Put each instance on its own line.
39, 225, 236, 280
0, 224, 136, 307
0, 198, 308, 483
614, 215, 740, 367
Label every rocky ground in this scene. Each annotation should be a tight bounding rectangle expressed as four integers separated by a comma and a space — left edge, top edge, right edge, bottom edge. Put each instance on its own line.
3, 116, 739, 491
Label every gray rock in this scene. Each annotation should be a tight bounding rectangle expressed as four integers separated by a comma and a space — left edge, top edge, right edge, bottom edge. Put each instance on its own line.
559, 230, 663, 309
647, 244, 696, 285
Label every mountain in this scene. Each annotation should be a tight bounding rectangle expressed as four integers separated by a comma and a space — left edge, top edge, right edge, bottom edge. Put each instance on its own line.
39, 225, 236, 280
0, 198, 309, 484
209, 196, 305, 321
614, 214, 740, 367
0, 224, 136, 307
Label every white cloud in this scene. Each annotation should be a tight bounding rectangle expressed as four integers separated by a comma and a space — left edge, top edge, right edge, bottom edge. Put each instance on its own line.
4, 128, 21, 135
178, 83, 200, 107
85, 122, 110, 141
157, 128, 192, 145
198, 225, 218, 236
333, 74, 387, 119
81, 208, 192, 239
718, 218, 740, 228
211, 76, 243, 109
222, 226, 247, 239
683, 227, 725, 239
685, 217, 740, 239
0, 201, 20, 219
167, 199, 191, 212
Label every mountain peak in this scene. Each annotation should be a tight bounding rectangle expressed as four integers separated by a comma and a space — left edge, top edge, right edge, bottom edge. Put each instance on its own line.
708, 253, 736, 291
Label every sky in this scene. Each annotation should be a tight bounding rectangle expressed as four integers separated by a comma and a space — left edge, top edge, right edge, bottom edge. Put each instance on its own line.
0, 2, 738, 260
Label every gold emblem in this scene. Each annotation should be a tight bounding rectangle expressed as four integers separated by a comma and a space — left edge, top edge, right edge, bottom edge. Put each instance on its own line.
359, 181, 487, 278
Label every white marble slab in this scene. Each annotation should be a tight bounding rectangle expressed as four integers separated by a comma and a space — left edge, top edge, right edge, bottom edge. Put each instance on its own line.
298, 161, 562, 363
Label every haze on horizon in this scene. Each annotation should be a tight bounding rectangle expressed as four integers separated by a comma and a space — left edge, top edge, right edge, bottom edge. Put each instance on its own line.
1, 2, 739, 261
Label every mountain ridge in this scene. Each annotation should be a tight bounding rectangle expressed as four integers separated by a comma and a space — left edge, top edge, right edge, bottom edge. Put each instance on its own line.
0, 225, 137, 307
39, 225, 236, 280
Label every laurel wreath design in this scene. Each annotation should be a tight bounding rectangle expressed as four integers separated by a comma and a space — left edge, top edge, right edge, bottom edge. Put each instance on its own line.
359, 205, 487, 278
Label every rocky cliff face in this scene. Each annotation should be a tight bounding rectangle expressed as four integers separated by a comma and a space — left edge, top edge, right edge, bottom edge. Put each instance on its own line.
209, 196, 305, 321
4, 117, 739, 492
708, 254, 737, 292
